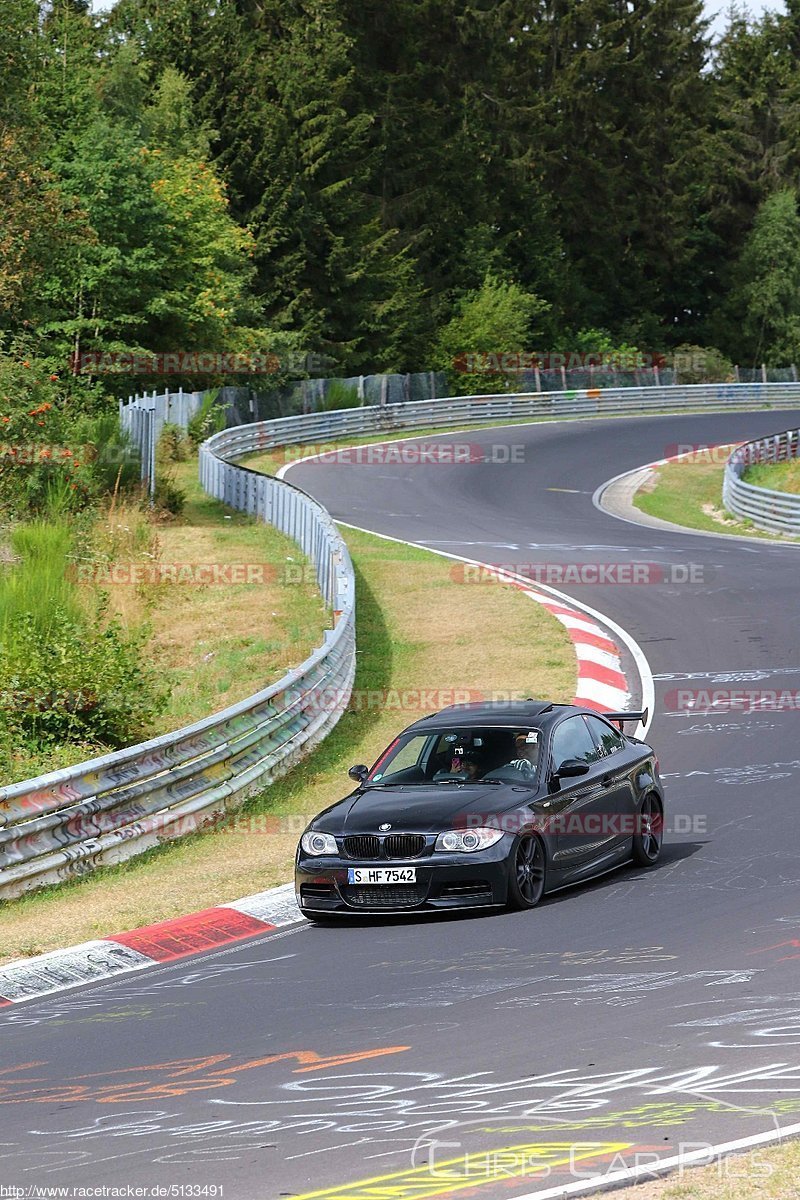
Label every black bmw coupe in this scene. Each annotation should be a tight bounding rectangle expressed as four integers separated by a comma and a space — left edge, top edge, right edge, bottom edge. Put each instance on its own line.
295, 700, 663, 919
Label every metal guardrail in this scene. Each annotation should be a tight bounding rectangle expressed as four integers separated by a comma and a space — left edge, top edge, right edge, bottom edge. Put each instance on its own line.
0, 433, 355, 900
196, 382, 800, 454
723, 427, 800, 535
4, 380, 800, 900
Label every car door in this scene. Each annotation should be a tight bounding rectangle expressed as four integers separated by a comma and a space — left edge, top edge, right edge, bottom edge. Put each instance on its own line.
582, 714, 638, 849
544, 715, 618, 871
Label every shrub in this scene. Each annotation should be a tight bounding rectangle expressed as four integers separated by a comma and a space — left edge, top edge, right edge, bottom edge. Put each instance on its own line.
669, 344, 735, 384
157, 421, 191, 463
187, 389, 226, 447
0, 521, 166, 750
0, 356, 96, 517
75, 412, 143, 496
434, 274, 551, 395
317, 380, 361, 411
153, 470, 186, 516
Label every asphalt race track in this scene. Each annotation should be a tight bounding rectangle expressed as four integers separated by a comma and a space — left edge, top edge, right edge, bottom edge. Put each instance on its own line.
3, 410, 800, 1200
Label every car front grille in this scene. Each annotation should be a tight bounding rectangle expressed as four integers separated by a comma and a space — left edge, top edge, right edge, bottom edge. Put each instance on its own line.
343, 884, 427, 908
384, 834, 426, 859
343, 833, 427, 859
343, 835, 381, 859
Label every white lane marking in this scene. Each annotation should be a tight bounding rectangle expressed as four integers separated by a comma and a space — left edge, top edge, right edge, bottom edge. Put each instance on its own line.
505, 1117, 800, 1200
557, 614, 610, 638
574, 678, 632, 710
573, 643, 625, 670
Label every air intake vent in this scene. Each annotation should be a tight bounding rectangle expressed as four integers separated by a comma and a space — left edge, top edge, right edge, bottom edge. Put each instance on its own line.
343, 884, 427, 908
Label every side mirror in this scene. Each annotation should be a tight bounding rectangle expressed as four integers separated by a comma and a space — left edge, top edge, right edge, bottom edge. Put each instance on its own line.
554, 758, 590, 779
348, 764, 369, 783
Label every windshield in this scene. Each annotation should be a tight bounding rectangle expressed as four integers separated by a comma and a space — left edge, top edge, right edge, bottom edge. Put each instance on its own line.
368, 726, 542, 786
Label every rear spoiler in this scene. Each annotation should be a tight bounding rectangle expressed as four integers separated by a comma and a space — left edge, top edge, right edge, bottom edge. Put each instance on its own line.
604, 708, 648, 732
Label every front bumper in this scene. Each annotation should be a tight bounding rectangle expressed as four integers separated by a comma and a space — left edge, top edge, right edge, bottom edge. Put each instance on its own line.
295, 844, 511, 915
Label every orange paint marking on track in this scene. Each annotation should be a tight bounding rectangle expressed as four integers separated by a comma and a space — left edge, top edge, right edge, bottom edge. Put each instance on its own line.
0, 1044, 410, 1104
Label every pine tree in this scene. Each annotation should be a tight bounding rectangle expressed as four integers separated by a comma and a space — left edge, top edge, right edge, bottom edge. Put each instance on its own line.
728, 188, 800, 365
514, 0, 714, 344
112, 0, 425, 371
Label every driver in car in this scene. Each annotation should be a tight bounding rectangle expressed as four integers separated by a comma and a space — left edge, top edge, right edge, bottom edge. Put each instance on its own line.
505, 732, 539, 776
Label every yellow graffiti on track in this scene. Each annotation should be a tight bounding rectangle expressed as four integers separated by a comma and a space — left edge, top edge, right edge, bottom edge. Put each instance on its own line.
294, 1140, 633, 1200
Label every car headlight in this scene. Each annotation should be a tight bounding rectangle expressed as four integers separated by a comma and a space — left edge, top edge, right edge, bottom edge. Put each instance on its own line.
300, 831, 338, 855
434, 828, 504, 853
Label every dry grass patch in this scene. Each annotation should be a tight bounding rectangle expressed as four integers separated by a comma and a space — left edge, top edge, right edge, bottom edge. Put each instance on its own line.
623, 1140, 800, 1199
86, 460, 328, 729
745, 456, 800, 494
0, 526, 575, 963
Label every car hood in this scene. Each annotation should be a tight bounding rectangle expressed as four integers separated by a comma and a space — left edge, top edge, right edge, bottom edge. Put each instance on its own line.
316, 784, 524, 835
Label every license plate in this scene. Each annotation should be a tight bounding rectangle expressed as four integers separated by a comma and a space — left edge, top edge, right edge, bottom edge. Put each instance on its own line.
347, 867, 417, 884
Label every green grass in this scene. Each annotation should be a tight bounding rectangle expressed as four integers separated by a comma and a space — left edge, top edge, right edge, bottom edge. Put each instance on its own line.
744, 456, 800, 494
0, 518, 79, 634
0, 459, 330, 783
634, 458, 800, 540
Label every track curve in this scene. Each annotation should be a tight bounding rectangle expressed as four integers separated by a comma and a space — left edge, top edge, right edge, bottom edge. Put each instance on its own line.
3, 409, 800, 1199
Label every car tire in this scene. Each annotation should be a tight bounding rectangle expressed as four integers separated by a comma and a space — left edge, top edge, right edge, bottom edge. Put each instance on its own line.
632, 793, 663, 866
506, 833, 546, 909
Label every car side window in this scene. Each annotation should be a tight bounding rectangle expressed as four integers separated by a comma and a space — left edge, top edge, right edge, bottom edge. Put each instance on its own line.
377, 735, 428, 779
583, 715, 626, 760
551, 716, 597, 769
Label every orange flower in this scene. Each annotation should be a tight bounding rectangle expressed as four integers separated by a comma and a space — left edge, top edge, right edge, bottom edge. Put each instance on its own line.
49, 374, 58, 382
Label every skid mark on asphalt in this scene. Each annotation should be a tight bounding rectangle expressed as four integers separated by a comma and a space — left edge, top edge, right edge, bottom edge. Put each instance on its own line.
290, 1141, 633, 1200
